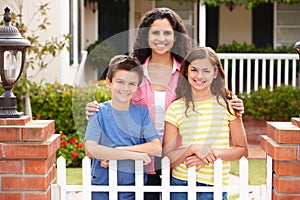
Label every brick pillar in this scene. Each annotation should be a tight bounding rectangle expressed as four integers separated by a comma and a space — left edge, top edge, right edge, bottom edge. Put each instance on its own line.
261, 117, 300, 200
0, 116, 60, 200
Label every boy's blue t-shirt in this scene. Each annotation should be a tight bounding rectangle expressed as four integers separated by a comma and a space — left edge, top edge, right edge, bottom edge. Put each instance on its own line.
85, 101, 158, 186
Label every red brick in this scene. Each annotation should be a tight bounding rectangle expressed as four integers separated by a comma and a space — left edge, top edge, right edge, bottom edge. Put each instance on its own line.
24, 160, 48, 174
0, 116, 31, 126
24, 156, 55, 174
274, 160, 300, 176
0, 160, 22, 174
0, 143, 3, 158
273, 189, 300, 200
22, 127, 50, 142
0, 193, 23, 200
266, 122, 300, 144
2, 175, 50, 190
261, 135, 297, 160
273, 174, 300, 193
22, 120, 55, 142
291, 117, 300, 127
0, 127, 22, 142
3, 134, 60, 159
243, 115, 266, 145
25, 190, 51, 200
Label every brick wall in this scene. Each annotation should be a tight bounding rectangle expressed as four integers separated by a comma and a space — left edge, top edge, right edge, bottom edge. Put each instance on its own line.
261, 117, 300, 200
0, 116, 60, 200
243, 115, 266, 145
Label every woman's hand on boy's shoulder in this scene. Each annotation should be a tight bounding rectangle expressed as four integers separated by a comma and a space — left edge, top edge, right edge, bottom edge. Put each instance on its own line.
86, 100, 99, 120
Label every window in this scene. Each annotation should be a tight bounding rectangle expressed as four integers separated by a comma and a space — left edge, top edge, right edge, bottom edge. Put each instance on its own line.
275, 3, 300, 47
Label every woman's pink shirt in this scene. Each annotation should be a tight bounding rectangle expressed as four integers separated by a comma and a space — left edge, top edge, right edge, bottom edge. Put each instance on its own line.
131, 56, 181, 174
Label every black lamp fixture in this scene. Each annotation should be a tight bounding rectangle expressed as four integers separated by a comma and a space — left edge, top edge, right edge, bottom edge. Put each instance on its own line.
0, 7, 30, 118
84, 0, 98, 13
294, 41, 300, 56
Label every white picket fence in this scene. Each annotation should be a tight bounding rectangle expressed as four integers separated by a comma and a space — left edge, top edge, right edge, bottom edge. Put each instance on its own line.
51, 155, 273, 200
218, 53, 299, 94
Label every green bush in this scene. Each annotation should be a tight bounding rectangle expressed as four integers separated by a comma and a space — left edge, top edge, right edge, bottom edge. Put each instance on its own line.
238, 86, 300, 121
216, 41, 296, 53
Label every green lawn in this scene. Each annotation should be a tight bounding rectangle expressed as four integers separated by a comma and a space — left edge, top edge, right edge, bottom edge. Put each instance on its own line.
65, 159, 266, 199
229, 159, 266, 200
230, 159, 266, 185
66, 168, 82, 185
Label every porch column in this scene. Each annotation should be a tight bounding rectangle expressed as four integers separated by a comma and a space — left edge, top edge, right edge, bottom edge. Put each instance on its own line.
0, 116, 60, 200
261, 117, 300, 200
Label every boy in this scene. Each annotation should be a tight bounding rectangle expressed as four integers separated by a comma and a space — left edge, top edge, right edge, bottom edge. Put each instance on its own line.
84, 55, 161, 200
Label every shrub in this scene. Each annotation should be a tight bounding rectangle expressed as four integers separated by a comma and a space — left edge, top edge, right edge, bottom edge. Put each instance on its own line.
238, 86, 300, 121
216, 41, 296, 53
57, 131, 85, 167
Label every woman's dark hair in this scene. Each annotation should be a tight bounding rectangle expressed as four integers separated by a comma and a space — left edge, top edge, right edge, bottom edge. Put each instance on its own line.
176, 46, 236, 116
133, 7, 191, 64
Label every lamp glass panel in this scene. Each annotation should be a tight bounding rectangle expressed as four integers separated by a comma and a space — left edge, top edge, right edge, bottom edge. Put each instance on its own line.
3, 50, 22, 83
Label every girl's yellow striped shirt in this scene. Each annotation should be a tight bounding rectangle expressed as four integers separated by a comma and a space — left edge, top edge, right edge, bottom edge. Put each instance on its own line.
164, 96, 236, 186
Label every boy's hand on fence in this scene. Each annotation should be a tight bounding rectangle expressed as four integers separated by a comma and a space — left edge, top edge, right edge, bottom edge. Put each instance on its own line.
100, 160, 109, 168
140, 153, 151, 165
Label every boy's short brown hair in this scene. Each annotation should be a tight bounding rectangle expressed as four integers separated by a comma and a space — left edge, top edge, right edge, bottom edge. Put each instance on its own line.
106, 55, 144, 86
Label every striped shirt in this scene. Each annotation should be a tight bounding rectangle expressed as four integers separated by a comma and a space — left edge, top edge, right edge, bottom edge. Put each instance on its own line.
164, 96, 236, 185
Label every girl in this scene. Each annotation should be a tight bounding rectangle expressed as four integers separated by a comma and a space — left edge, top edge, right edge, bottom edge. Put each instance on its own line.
163, 46, 249, 200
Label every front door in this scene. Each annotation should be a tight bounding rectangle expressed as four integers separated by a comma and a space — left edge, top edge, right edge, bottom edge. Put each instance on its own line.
98, 0, 129, 53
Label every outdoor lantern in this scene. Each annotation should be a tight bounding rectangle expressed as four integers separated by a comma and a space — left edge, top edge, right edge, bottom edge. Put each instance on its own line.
0, 7, 30, 118
294, 41, 300, 56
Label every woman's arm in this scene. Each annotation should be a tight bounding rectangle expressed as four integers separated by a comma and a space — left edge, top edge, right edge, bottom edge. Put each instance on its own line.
116, 138, 162, 157
84, 140, 151, 165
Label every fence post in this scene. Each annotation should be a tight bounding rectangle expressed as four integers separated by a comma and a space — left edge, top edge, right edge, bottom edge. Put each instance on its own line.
239, 157, 249, 199
188, 165, 197, 200
213, 158, 222, 200
261, 119, 300, 199
57, 156, 67, 200
161, 157, 170, 200
135, 160, 144, 200
82, 156, 92, 200
109, 160, 118, 200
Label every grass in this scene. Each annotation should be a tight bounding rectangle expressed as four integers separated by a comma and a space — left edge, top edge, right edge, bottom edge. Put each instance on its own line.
230, 159, 266, 185
66, 168, 82, 185
229, 159, 266, 200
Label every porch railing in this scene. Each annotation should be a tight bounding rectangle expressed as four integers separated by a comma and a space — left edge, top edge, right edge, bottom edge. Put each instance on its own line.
218, 53, 299, 94
51, 155, 273, 200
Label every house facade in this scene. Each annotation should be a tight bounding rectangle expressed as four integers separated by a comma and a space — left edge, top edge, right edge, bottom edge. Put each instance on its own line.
0, 0, 299, 85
